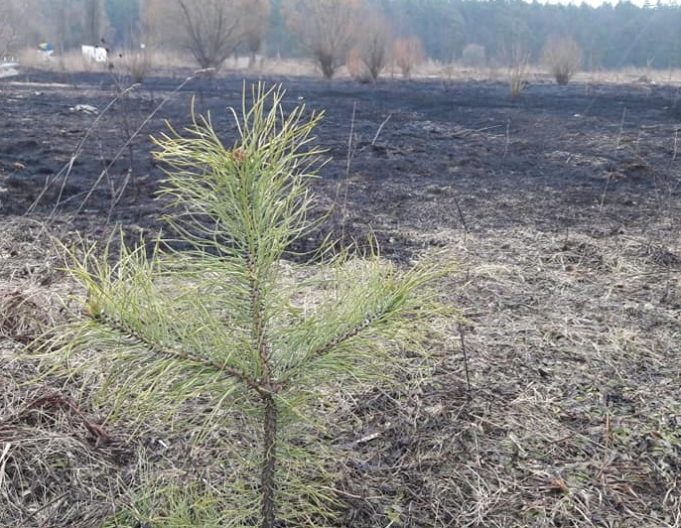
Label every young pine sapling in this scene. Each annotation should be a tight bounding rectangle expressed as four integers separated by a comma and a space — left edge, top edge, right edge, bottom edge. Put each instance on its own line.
51, 85, 449, 528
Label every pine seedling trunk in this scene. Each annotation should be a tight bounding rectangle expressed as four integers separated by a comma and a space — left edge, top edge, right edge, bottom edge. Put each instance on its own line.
261, 394, 278, 528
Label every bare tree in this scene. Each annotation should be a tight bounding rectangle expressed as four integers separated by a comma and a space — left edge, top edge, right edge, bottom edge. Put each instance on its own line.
284, 0, 362, 79
173, 0, 247, 71
242, 0, 270, 68
1, 0, 106, 56
83, 0, 108, 45
39, 0, 83, 53
354, 10, 391, 82
141, 0, 174, 47
0, 4, 15, 57
0, 1, 30, 57
393, 36, 424, 79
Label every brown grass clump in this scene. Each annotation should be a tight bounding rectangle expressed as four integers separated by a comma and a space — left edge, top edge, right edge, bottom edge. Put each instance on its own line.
0, 375, 127, 526
0, 286, 55, 344
0, 220, 69, 344
543, 35, 582, 86
0, 219, 132, 527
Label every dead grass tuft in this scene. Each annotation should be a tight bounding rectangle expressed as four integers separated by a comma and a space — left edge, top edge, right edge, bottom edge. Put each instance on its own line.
0, 354, 134, 527
0, 286, 55, 343
0, 218, 136, 527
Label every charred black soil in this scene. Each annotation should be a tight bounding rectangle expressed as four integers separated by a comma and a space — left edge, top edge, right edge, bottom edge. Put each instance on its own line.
2, 72, 681, 241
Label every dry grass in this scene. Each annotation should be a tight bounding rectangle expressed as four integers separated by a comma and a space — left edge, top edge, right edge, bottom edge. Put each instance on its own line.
331, 225, 681, 526
262, 61, 681, 90
0, 222, 70, 344
17, 48, 196, 76
18, 49, 107, 74
587, 67, 681, 87
14, 46, 681, 91
0, 218, 130, 527
0, 285, 55, 344
1, 209, 680, 526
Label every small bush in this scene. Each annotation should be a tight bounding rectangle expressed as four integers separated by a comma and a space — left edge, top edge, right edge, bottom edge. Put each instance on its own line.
123, 46, 152, 84
393, 36, 424, 79
346, 47, 374, 83
509, 60, 529, 98
543, 35, 581, 85
503, 43, 530, 98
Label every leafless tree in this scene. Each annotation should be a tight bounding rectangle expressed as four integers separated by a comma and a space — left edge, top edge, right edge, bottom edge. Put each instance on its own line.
174, 0, 247, 71
393, 36, 424, 79
141, 0, 173, 47
0, 5, 14, 57
83, 0, 108, 45
284, 0, 362, 79
242, 0, 270, 68
0, 1, 28, 57
354, 10, 391, 82
37, 0, 82, 53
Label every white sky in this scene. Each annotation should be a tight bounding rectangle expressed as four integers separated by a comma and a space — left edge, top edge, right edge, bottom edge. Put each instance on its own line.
540, 0, 651, 6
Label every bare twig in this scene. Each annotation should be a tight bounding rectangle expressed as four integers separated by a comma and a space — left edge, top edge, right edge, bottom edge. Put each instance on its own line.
458, 323, 472, 398
62, 72, 208, 223
371, 113, 392, 146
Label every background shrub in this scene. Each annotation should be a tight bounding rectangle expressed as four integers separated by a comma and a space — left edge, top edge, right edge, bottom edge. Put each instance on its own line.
543, 34, 582, 85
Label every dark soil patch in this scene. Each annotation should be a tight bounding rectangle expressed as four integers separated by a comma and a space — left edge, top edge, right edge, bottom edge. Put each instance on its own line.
1, 71, 680, 247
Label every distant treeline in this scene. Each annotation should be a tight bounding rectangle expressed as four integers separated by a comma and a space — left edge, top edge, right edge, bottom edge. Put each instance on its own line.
368, 0, 681, 69
5, 0, 681, 69
182, 0, 681, 69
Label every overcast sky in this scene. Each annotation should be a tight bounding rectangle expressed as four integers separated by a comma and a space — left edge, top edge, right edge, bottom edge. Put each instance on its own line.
541, 0, 650, 6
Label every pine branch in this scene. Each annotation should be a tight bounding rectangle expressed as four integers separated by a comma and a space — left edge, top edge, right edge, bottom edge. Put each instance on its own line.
89, 310, 273, 396
304, 296, 401, 363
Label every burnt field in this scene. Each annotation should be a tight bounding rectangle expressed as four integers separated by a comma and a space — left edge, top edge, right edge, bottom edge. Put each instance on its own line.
1, 71, 681, 527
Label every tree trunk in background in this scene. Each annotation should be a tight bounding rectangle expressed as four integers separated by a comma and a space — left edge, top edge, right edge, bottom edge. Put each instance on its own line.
83, 0, 107, 45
